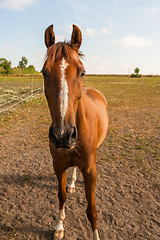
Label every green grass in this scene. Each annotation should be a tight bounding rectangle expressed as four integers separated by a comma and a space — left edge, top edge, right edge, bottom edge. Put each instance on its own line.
0, 75, 43, 104
1, 75, 160, 107
0, 75, 160, 123
83, 75, 160, 108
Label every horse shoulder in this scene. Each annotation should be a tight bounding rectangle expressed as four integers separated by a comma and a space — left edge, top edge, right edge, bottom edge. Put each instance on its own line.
80, 87, 108, 148
82, 87, 107, 107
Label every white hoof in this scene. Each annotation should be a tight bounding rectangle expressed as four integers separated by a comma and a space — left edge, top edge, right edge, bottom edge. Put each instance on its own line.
93, 230, 100, 240
53, 229, 64, 240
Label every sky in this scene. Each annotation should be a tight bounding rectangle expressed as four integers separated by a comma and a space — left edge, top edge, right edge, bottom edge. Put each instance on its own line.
0, 0, 160, 74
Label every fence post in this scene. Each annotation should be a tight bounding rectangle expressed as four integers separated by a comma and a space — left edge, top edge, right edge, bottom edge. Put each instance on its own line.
31, 77, 33, 96
43, 79, 44, 93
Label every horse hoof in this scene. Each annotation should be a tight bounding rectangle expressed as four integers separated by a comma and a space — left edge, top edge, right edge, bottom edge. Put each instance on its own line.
53, 229, 64, 240
67, 186, 75, 193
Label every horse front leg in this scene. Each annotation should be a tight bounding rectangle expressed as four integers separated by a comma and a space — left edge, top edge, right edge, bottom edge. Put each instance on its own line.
82, 164, 100, 240
67, 166, 77, 193
54, 169, 67, 240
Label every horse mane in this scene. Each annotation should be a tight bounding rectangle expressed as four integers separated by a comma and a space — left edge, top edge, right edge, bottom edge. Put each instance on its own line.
46, 41, 84, 65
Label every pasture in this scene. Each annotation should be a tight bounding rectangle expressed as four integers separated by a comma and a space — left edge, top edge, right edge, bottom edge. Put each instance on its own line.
0, 76, 43, 113
0, 75, 160, 239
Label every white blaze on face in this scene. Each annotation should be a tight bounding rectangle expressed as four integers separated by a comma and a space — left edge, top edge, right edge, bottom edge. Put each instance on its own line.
60, 58, 69, 128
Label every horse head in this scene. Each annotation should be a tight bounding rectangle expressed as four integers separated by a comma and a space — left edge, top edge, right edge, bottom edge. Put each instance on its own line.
42, 25, 85, 150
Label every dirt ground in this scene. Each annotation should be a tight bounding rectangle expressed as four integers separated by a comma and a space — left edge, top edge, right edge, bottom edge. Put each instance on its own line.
0, 96, 160, 240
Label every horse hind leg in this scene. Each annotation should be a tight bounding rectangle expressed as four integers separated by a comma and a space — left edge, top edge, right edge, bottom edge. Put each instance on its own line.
67, 166, 77, 193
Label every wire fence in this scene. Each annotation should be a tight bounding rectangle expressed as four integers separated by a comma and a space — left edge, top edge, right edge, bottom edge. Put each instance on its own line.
0, 77, 44, 114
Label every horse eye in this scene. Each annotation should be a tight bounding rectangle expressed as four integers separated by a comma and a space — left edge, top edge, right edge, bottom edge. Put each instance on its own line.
81, 71, 85, 77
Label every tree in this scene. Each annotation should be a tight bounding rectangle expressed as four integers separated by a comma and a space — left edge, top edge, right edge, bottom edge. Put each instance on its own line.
0, 58, 12, 74
131, 67, 141, 78
134, 67, 140, 75
18, 56, 28, 68
0, 66, 6, 75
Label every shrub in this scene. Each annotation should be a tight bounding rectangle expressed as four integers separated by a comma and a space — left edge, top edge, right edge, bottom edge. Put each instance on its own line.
131, 73, 141, 78
27, 65, 36, 73
0, 58, 12, 74
131, 67, 141, 78
12, 65, 38, 75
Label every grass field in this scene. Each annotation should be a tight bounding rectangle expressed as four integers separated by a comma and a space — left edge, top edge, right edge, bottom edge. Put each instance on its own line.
84, 75, 160, 107
0, 74, 159, 106
0, 75, 160, 239
0, 75, 160, 168
0, 76, 43, 105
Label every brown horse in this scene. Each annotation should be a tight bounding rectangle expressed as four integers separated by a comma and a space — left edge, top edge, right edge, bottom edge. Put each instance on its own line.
42, 24, 108, 240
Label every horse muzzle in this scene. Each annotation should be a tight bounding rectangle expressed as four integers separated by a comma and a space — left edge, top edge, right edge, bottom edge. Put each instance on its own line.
49, 126, 77, 150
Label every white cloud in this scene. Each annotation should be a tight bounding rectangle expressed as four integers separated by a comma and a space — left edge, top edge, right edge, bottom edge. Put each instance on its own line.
100, 27, 111, 35
56, 35, 66, 42
101, 60, 111, 65
65, 24, 73, 34
84, 27, 111, 38
84, 56, 111, 74
88, 56, 99, 61
84, 28, 96, 37
114, 34, 152, 48
144, 6, 158, 14
0, 0, 37, 11
152, 7, 158, 13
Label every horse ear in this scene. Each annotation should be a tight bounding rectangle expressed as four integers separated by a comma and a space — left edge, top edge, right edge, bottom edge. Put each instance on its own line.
71, 24, 82, 49
45, 24, 55, 48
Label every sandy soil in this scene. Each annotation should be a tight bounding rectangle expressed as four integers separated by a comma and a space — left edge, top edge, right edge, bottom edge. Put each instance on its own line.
0, 102, 160, 240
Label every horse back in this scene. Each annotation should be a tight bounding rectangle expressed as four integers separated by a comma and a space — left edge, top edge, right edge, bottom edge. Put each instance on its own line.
83, 87, 107, 107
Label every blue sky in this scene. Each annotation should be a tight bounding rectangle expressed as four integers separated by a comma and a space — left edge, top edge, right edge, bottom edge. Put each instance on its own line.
0, 0, 160, 74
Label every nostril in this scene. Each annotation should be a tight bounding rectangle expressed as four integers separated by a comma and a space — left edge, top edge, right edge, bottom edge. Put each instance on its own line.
71, 127, 77, 140
49, 126, 57, 143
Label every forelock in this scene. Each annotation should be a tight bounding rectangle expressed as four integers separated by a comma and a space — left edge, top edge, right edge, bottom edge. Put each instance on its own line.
46, 42, 84, 65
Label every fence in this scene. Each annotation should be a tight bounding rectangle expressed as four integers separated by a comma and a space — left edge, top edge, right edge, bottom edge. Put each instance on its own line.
0, 77, 44, 114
